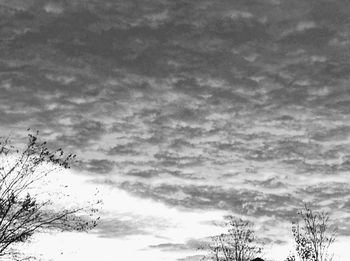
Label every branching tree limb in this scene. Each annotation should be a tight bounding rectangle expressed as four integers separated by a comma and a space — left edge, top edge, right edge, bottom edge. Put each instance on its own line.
206, 217, 263, 261
0, 131, 100, 258
290, 205, 337, 261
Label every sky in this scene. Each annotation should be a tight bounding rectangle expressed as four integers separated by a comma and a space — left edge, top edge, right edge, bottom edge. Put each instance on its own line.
0, 0, 350, 260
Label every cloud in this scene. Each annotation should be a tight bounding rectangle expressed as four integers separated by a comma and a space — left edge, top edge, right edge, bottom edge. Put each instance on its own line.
44, 1, 65, 14
177, 255, 206, 261
149, 239, 205, 252
310, 1, 349, 25
116, 181, 301, 220
126, 169, 160, 178
107, 143, 139, 156
298, 183, 350, 201
296, 21, 317, 32
75, 159, 115, 174
149, 243, 189, 252
207, 16, 269, 44
311, 126, 350, 142
1, 1, 350, 259
281, 26, 335, 46
92, 218, 147, 238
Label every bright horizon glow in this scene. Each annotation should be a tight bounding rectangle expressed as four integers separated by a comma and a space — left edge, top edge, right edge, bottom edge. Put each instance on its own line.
12, 169, 350, 261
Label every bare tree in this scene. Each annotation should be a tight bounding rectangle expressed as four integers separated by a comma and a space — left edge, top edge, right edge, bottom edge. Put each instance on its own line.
0, 131, 100, 259
290, 205, 336, 261
206, 217, 263, 261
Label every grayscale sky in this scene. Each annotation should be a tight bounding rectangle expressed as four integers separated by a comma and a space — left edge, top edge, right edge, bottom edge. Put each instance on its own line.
0, 0, 349, 260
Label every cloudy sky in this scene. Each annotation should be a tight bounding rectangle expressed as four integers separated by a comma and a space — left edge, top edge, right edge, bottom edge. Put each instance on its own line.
0, 0, 350, 260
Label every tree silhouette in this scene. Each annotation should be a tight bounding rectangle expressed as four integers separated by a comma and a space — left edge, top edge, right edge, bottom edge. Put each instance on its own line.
206, 216, 263, 261
290, 205, 336, 261
0, 131, 100, 259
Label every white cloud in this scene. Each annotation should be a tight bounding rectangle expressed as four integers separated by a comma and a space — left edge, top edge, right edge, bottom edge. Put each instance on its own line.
296, 21, 317, 31
44, 2, 65, 14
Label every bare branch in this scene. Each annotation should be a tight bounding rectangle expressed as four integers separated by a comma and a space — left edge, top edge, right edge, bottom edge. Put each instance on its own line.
205, 217, 263, 261
0, 132, 100, 258
291, 204, 337, 261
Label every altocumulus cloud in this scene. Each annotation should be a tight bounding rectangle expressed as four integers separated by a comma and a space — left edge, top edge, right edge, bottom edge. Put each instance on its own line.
0, 0, 350, 260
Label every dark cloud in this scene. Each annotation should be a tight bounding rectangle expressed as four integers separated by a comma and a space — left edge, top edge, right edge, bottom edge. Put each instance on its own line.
337, 217, 350, 237
280, 27, 335, 47
52, 120, 107, 149
107, 143, 139, 156
207, 16, 270, 44
1, 1, 350, 257
149, 243, 189, 252
92, 218, 146, 238
126, 169, 159, 178
117, 181, 301, 220
153, 152, 205, 168
310, 1, 350, 25
298, 183, 350, 201
91, 213, 170, 239
177, 255, 206, 261
311, 126, 350, 142
149, 239, 206, 252
75, 159, 115, 174
246, 177, 287, 190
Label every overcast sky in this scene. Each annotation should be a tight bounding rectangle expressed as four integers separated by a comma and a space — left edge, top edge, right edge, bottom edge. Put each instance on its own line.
0, 0, 350, 260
